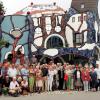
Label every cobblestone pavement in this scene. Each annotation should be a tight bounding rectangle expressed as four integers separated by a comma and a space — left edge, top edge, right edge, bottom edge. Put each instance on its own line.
1, 91, 100, 100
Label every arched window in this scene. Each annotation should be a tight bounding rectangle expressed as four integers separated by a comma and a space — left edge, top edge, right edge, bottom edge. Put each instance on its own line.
47, 36, 63, 49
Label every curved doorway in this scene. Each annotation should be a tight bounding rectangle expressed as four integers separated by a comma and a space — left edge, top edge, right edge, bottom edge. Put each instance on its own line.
46, 36, 63, 49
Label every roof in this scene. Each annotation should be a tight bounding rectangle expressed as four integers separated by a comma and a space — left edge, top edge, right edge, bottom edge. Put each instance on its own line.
14, 2, 64, 16
71, 0, 99, 22
71, 0, 98, 13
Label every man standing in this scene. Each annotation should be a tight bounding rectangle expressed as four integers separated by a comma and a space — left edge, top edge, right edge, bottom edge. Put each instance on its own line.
7, 63, 17, 81
95, 64, 100, 91
90, 67, 97, 91
58, 63, 64, 90
20, 64, 29, 80
41, 64, 48, 92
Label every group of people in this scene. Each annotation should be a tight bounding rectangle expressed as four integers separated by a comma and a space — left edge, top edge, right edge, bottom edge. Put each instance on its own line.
0, 61, 100, 97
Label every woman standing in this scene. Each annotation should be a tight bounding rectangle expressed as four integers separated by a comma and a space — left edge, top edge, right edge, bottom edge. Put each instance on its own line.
64, 66, 69, 90
28, 65, 35, 93
47, 66, 54, 91
74, 66, 83, 91
36, 65, 43, 93
81, 67, 90, 91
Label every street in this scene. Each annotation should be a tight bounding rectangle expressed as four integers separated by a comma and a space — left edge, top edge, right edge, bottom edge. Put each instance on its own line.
1, 91, 100, 100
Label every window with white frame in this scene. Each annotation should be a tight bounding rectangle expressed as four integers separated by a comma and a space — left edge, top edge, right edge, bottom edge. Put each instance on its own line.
84, 16, 87, 21
45, 17, 51, 25
75, 33, 83, 44
78, 16, 81, 22
72, 17, 75, 22
45, 17, 51, 34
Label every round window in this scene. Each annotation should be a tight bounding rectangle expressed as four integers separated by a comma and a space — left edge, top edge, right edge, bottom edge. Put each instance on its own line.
10, 29, 22, 38
55, 26, 61, 32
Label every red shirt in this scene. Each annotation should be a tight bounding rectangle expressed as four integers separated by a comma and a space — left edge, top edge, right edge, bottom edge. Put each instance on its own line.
64, 74, 68, 81
81, 70, 90, 81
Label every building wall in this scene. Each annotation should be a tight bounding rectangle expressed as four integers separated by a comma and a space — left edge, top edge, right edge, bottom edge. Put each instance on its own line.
32, 13, 98, 49
71, 0, 98, 13
0, 15, 32, 63
0, 11, 99, 64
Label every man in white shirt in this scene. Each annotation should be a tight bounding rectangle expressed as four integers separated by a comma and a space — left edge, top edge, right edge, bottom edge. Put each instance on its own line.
7, 64, 17, 80
9, 77, 21, 95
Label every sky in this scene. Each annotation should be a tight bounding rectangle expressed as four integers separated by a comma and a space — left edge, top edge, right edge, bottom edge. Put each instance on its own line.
0, 0, 100, 18
0, 0, 72, 15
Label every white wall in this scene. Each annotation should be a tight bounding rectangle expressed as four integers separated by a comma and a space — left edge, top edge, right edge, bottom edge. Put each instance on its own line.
32, 13, 99, 51
65, 26, 73, 47
66, 13, 98, 47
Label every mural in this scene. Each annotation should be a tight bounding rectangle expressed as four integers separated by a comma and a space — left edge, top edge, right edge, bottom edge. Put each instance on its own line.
0, 15, 4, 38
68, 8, 77, 17
66, 8, 96, 44
86, 12, 96, 43
0, 15, 34, 64
64, 7, 77, 22
0, 8, 99, 65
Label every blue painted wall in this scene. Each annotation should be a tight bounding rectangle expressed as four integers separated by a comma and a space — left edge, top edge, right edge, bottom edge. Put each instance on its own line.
0, 15, 33, 63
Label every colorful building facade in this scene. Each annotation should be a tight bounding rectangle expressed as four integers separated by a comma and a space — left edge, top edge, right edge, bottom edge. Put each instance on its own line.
0, 2, 100, 66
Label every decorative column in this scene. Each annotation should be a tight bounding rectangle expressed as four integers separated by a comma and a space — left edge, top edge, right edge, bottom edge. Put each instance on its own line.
40, 14, 46, 47
51, 14, 56, 33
